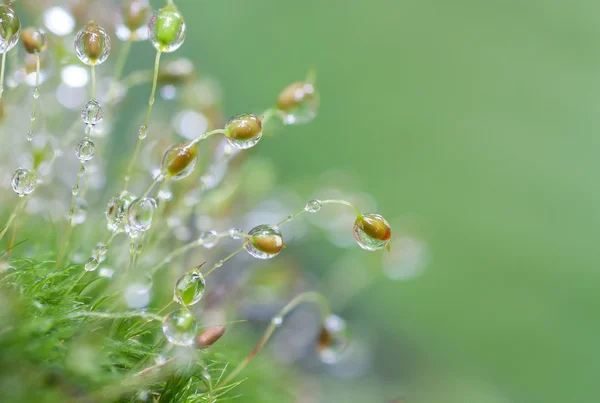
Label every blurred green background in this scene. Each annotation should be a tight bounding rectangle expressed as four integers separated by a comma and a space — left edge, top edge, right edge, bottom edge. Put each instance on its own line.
145, 0, 597, 402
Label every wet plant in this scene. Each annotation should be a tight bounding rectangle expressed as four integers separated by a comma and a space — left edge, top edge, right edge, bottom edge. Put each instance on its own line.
0, 1, 397, 402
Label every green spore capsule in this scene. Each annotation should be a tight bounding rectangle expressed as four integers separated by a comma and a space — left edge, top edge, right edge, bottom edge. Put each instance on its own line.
174, 268, 206, 307
74, 22, 111, 66
162, 141, 198, 180
225, 114, 263, 150
317, 314, 349, 364
127, 197, 157, 232
21, 27, 47, 54
244, 225, 284, 259
0, 5, 21, 53
11, 168, 36, 196
276, 81, 318, 125
353, 213, 392, 251
149, 4, 186, 53
162, 308, 198, 346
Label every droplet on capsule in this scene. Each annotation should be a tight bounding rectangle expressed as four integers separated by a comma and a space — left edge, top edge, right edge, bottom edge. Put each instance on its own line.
353, 213, 392, 251
162, 308, 198, 346
244, 225, 284, 259
174, 269, 206, 307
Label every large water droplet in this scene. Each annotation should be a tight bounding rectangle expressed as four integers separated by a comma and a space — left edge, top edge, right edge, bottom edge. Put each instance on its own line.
149, 4, 186, 53
72, 197, 88, 225
174, 270, 205, 306
244, 225, 284, 259
11, 168, 36, 196
105, 195, 134, 232
127, 197, 157, 232
75, 139, 96, 162
353, 213, 391, 251
200, 230, 218, 249
161, 141, 197, 180
317, 314, 349, 364
224, 114, 262, 150
228, 228, 245, 240
162, 308, 198, 346
138, 124, 148, 139
0, 5, 21, 54
81, 100, 103, 125
74, 22, 111, 66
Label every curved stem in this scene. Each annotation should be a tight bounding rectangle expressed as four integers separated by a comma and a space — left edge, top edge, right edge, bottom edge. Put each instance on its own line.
321, 199, 362, 217
219, 292, 331, 387
123, 51, 162, 191
188, 129, 228, 148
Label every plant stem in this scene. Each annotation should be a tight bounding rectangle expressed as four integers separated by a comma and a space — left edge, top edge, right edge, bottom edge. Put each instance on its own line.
123, 51, 162, 191
0, 30, 10, 101
0, 196, 26, 242
203, 245, 245, 277
219, 292, 331, 387
27, 53, 41, 142
56, 162, 86, 267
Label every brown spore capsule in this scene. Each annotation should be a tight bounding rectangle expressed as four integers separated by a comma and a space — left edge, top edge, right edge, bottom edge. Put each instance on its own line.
357, 214, 391, 241
122, 0, 151, 31
195, 325, 226, 349
276, 82, 315, 112
21, 27, 47, 54
225, 114, 262, 141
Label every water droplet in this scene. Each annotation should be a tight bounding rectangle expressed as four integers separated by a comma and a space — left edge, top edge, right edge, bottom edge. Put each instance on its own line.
162, 308, 198, 346
105, 195, 134, 232
149, 4, 186, 53
72, 183, 80, 196
74, 22, 111, 66
161, 141, 197, 180
127, 197, 157, 232
11, 168, 36, 196
244, 225, 284, 259
271, 316, 283, 327
200, 230, 219, 249
277, 82, 318, 125
317, 314, 349, 364
174, 270, 205, 306
125, 280, 152, 309
26, 130, 33, 141
228, 228, 245, 240
75, 139, 96, 162
81, 100, 103, 126
33, 87, 40, 99
138, 124, 148, 139
30, 111, 37, 121
92, 242, 108, 260
0, 5, 21, 54
72, 197, 88, 225
84, 257, 99, 272
353, 213, 392, 251
305, 199, 323, 213
224, 114, 262, 149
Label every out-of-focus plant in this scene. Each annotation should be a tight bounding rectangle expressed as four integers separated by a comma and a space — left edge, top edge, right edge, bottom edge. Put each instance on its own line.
0, 1, 394, 401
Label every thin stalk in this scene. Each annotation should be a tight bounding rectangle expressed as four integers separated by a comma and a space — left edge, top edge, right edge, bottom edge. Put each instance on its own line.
123, 51, 162, 191
322, 199, 362, 217
91, 64, 96, 99
56, 162, 86, 267
219, 292, 331, 387
0, 197, 26, 242
188, 129, 228, 148
141, 173, 165, 199
27, 53, 41, 142
203, 245, 245, 278
0, 31, 10, 100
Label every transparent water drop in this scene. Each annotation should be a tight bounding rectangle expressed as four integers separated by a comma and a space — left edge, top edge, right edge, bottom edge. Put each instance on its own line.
0, 5, 21, 54
43, 7, 75, 37
353, 213, 392, 251
81, 100, 103, 125
33, 87, 40, 99
174, 270, 205, 306
224, 114, 263, 150
138, 124, 148, 139
74, 22, 111, 66
244, 225, 284, 259
305, 199, 323, 213
149, 5, 186, 53
92, 242, 108, 262
162, 308, 198, 346
125, 279, 152, 309
127, 197, 157, 232
72, 197, 88, 225
75, 139, 96, 163
277, 82, 318, 125
317, 314, 349, 364
72, 183, 80, 196
84, 257, 99, 272
26, 131, 33, 142
98, 267, 114, 278
200, 230, 218, 249
11, 168, 36, 196
228, 228, 245, 240
105, 195, 133, 232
